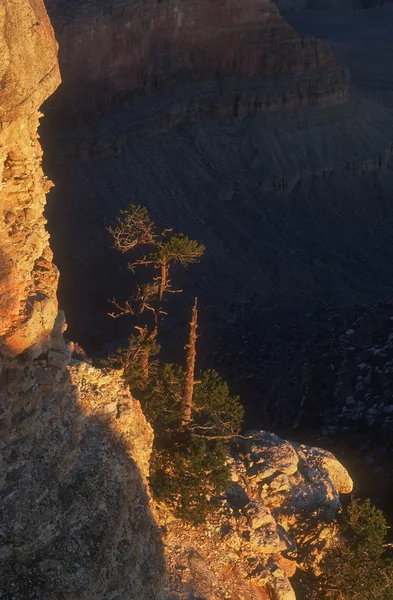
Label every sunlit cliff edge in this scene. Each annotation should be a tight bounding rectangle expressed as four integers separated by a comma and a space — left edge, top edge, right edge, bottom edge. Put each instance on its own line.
0, 2, 353, 599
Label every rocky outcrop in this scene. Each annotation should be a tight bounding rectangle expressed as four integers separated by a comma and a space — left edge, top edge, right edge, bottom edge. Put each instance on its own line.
160, 430, 353, 600
44, 0, 349, 124
0, 0, 60, 358
0, 337, 166, 599
0, 3, 165, 599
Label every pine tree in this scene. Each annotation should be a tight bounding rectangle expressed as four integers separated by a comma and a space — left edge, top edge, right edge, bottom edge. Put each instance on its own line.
108, 204, 204, 378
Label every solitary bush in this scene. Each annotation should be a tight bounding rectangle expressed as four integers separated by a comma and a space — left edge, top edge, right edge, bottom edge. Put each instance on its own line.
304, 498, 393, 600
150, 434, 230, 523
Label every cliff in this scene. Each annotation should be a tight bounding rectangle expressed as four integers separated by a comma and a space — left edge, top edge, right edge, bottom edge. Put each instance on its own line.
0, 3, 165, 598
0, 0, 60, 358
44, 0, 349, 124
0, 2, 354, 599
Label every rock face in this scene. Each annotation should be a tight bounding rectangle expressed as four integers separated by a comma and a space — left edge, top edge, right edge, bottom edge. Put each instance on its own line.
0, 338, 166, 599
44, 0, 349, 123
0, 0, 60, 357
0, 3, 165, 599
160, 430, 353, 600
277, 0, 393, 11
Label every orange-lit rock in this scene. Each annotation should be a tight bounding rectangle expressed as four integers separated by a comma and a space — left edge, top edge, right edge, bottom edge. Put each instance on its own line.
0, 0, 61, 356
157, 432, 353, 599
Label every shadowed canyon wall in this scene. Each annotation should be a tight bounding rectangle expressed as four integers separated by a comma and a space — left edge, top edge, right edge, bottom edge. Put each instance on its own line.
44, 0, 349, 124
277, 0, 393, 11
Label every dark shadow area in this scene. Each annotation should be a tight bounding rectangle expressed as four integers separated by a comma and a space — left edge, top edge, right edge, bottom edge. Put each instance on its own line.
0, 355, 166, 599
41, 2, 393, 397
40, 1, 393, 520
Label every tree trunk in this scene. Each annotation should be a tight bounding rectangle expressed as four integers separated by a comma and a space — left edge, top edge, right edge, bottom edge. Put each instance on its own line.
181, 298, 198, 427
154, 261, 168, 335
140, 347, 149, 381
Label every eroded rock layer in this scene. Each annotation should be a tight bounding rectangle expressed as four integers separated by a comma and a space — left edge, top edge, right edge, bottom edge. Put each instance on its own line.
277, 0, 393, 11
0, 0, 60, 357
44, 0, 349, 123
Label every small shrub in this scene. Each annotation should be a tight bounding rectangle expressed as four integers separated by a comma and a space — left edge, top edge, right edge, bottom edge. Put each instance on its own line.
303, 498, 393, 600
150, 434, 229, 524
135, 363, 243, 523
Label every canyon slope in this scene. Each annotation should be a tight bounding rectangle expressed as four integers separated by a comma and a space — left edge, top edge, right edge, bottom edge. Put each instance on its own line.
41, 1, 393, 374
39, 0, 393, 512
0, 2, 356, 599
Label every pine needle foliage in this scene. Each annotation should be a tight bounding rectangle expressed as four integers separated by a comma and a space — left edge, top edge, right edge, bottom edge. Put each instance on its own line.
303, 498, 393, 600
151, 233, 205, 267
193, 369, 244, 436
150, 435, 229, 524
132, 363, 244, 523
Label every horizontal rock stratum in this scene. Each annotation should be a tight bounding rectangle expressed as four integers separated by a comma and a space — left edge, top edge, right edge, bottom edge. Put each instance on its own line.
45, 0, 349, 123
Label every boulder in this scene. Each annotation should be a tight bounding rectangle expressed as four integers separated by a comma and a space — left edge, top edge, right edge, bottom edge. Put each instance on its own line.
246, 432, 299, 480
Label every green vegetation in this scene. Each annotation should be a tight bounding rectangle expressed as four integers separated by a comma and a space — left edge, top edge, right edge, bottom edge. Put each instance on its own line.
109, 203, 204, 381
108, 204, 243, 522
109, 204, 204, 328
139, 364, 243, 523
303, 498, 393, 600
